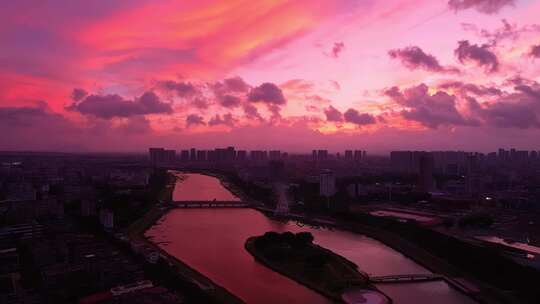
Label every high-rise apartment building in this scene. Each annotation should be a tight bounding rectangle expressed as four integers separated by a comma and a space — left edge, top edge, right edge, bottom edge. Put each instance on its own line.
418, 152, 434, 192
319, 169, 336, 197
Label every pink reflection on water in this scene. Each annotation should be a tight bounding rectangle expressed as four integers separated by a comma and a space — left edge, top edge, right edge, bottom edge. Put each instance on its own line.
146, 208, 329, 304
171, 172, 240, 202
146, 173, 478, 304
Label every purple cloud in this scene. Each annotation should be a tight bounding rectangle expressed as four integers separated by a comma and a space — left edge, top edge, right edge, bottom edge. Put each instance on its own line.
514, 84, 540, 100
222, 76, 250, 92
243, 104, 264, 121
387, 84, 478, 128
211, 76, 251, 98
530, 44, 540, 58
0, 105, 64, 127
192, 97, 209, 109
448, 0, 515, 14
208, 113, 237, 127
463, 19, 540, 46
68, 91, 172, 119
0, 105, 85, 151
438, 81, 502, 96
388, 46, 458, 73
158, 80, 198, 97
455, 40, 499, 73
343, 108, 376, 126
384, 86, 403, 99
247, 82, 286, 105
324, 106, 343, 122
218, 94, 242, 108
186, 114, 205, 126
71, 88, 88, 101
468, 96, 540, 129
120, 116, 152, 134
331, 42, 345, 58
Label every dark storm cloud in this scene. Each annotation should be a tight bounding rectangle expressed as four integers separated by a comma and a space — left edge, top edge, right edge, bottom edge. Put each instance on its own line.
324, 106, 343, 122
388, 46, 458, 73
68, 91, 172, 119
448, 0, 515, 14
247, 83, 286, 105
185, 114, 205, 126
455, 40, 499, 73
343, 108, 376, 126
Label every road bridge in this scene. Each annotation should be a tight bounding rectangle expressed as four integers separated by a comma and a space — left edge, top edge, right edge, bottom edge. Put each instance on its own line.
370, 274, 443, 283
173, 201, 249, 208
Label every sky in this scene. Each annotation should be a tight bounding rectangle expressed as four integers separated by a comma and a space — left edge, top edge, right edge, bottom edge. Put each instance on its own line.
1, 0, 540, 153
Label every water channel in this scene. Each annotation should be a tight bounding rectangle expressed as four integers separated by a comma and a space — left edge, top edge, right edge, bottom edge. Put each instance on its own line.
146, 172, 477, 304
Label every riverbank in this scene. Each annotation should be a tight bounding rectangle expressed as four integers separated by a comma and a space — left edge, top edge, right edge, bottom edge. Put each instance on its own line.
133, 170, 506, 304
339, 215, 523, 304
245, 232, 391, 303
253, 206, 515, 304
273, 210, 518, 304
126, 171, 244, 304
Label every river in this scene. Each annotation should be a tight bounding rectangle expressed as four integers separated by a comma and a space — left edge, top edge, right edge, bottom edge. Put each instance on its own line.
146, 172, 477, 304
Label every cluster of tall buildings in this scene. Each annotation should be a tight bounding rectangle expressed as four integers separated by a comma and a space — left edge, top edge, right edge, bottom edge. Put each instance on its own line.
496, 148, 539, 163
149, 147, 291, 164
312, 149, 367, 161
391, 149, 540, 175
148, 148, 176, 165
149, 147, 370, 165
389, 149, 540, 195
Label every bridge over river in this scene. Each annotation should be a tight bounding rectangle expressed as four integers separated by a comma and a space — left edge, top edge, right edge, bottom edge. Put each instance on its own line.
173, 200, 250, 208
369, 273, 443, 284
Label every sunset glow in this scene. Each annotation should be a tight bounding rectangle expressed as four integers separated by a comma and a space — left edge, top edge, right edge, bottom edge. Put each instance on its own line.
2, 0, 540, 152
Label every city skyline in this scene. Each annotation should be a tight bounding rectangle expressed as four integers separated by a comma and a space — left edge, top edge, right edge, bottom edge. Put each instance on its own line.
2, 1, 540, 152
